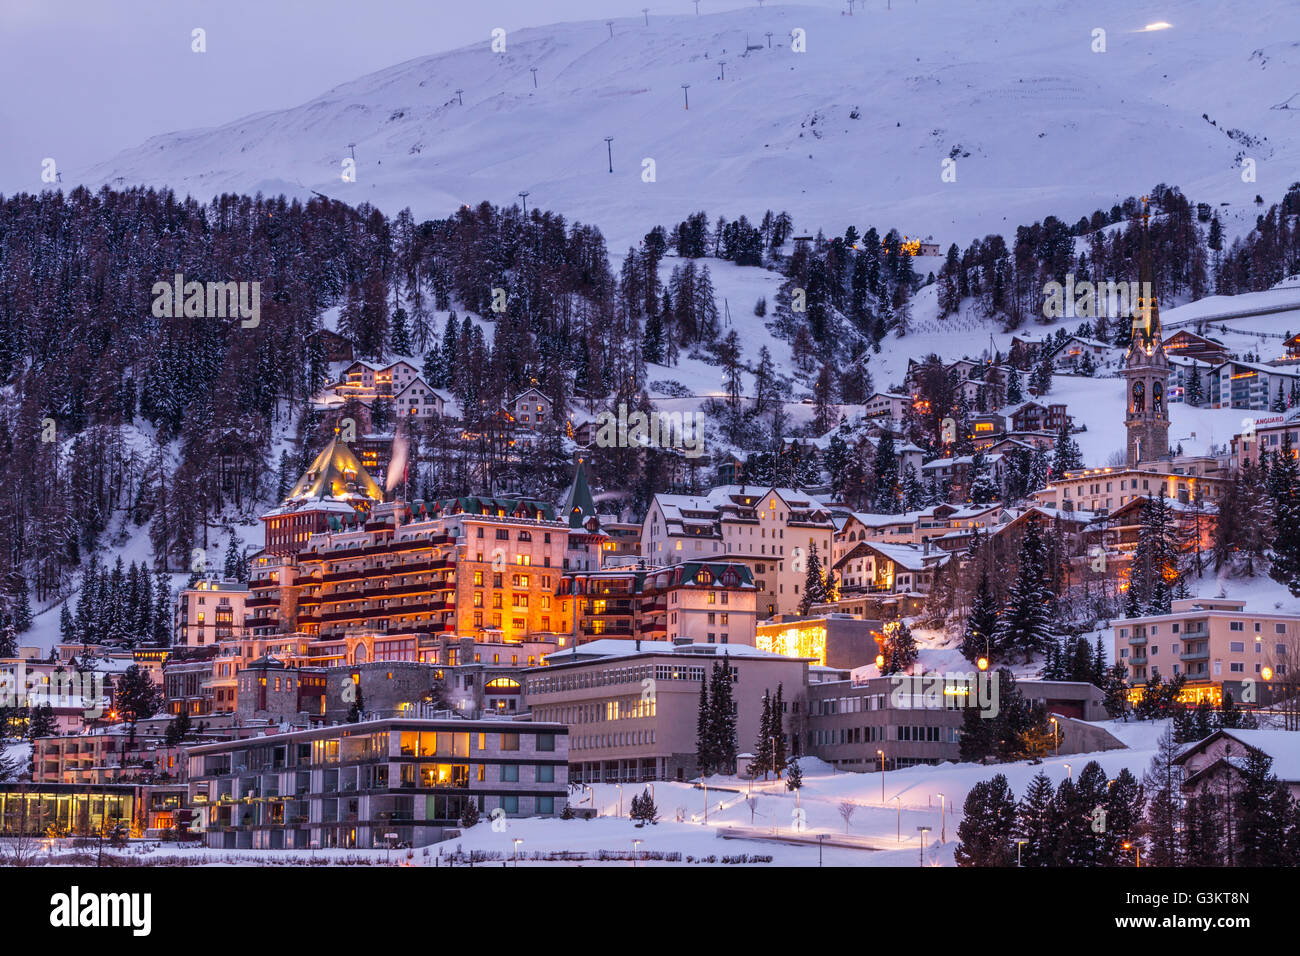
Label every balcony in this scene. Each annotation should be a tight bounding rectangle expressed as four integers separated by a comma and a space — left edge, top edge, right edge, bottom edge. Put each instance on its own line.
1128, 654, 1147, 665
1180, 645, 1210, 661
1127, 634, 1147, 646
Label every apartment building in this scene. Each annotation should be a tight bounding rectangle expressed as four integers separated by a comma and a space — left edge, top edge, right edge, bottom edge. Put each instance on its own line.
641, 485, 834, 618
175, 578, 249, 647
1209, 359, 1300, 410
1115, 598, 1299, 704
185, 717, 568, 849
525, 640, 810, 783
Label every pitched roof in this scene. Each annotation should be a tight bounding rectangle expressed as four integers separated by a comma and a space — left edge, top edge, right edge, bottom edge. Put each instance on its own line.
282, 436, 383, 505
561, 458, 600, 530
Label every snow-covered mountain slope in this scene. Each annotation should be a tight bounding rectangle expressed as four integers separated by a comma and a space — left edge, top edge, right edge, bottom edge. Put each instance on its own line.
76, 0, 1300, 253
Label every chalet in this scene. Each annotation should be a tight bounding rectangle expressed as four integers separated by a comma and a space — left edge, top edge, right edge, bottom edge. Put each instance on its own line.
1174, 729, 1300, 803
1048, 335, 1118, 366
863, 391, 910, 423
393, 376, 448, 420
509, 387, 553, 441
1163, 329, 1231, 365
832, 540, 950, 596
308, 328, 354, 363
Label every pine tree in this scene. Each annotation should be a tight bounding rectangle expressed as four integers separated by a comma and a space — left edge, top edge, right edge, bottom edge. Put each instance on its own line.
707, 658, 738, 774
59, 604, 76, 644
752, 689, 773, 779
0, 623, 16, 658
27, 703, 56, 740
1014, 772, 1057, 866
955, 774, 1017, 866
770, 683, 787, 777
1267, 431, 1300, 595
1006, 368, 1023, 405
880, 619, 918, 674
1050, 422, 1083, 478
115, 664, 163, 725
8, 575, 33, 633
1102, 767, 1144, 866
785, 758, 803, 791
1142, 726, 1184, 866
1234, 747, 1291, 866
798, 544, 827, 615
993, 519, 1055, 663
152, 570, 172, 646
871, 432, 900, 512
695, 677, 714, 778
1128, 493, 1184, 615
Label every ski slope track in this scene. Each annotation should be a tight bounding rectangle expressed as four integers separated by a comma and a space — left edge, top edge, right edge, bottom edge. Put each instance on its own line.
76, 0, 1300, 254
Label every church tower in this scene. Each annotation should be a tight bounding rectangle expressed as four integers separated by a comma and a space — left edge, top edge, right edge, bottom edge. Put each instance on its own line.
1124, 198, 1170, 468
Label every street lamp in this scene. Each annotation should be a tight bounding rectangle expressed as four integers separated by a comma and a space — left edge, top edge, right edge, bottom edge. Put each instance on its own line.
512, 837, 523, 866
1050, 717, 1060, 756
632, 838, 642, 867
917, 826, 931, 866
1123, 841, 1140, 867
877, 750, 885, 803
894, 795, 901, 842
681, 83, 690, 109
616, 783, 623, 817
817, 832, 827, 867
604, 136, 614, 173
1064, 762, 1072, 781
939, 793, 946, 843
1016, 838, 1028, 866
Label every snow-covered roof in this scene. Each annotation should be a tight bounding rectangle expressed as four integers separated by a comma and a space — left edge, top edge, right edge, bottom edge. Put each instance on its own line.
543, 639, 800, 665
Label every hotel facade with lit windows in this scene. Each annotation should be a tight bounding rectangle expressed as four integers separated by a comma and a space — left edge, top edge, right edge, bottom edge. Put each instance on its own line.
1114, 598, 1299, 704
1031, 460, 1228, 514
640, 486, 834, 618
185, 718, 568, 849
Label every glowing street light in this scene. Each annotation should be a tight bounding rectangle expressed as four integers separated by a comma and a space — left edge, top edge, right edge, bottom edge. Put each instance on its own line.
632, 838, 642, 867
513, 837, 523, 866
917, 826, 931, 866
1123, 841, 1141, 866
877, 750, 886, 803
1016, 838, 1028, 866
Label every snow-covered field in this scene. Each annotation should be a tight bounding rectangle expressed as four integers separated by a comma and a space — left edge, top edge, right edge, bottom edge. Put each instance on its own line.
76, 1, 1300, 258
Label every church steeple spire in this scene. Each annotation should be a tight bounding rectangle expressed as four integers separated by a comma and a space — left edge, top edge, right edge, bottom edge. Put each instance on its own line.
1130, 196, 1163, 356
1123, 196, 1171, 467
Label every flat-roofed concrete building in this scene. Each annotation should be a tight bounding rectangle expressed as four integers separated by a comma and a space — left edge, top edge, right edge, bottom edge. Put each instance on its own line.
525, 640, 810, 784
807, 674, 1107, 770
185, 717, 568, 849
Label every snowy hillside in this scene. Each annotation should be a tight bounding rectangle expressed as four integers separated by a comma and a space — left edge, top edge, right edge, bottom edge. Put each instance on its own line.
76, 0, 1300, 255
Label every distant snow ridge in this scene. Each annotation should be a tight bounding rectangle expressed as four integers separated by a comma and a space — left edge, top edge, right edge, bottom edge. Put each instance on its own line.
76, 0, 1300, 252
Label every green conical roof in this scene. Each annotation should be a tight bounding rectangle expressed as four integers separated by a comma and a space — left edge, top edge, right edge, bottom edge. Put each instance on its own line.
561, 457, 599, 530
